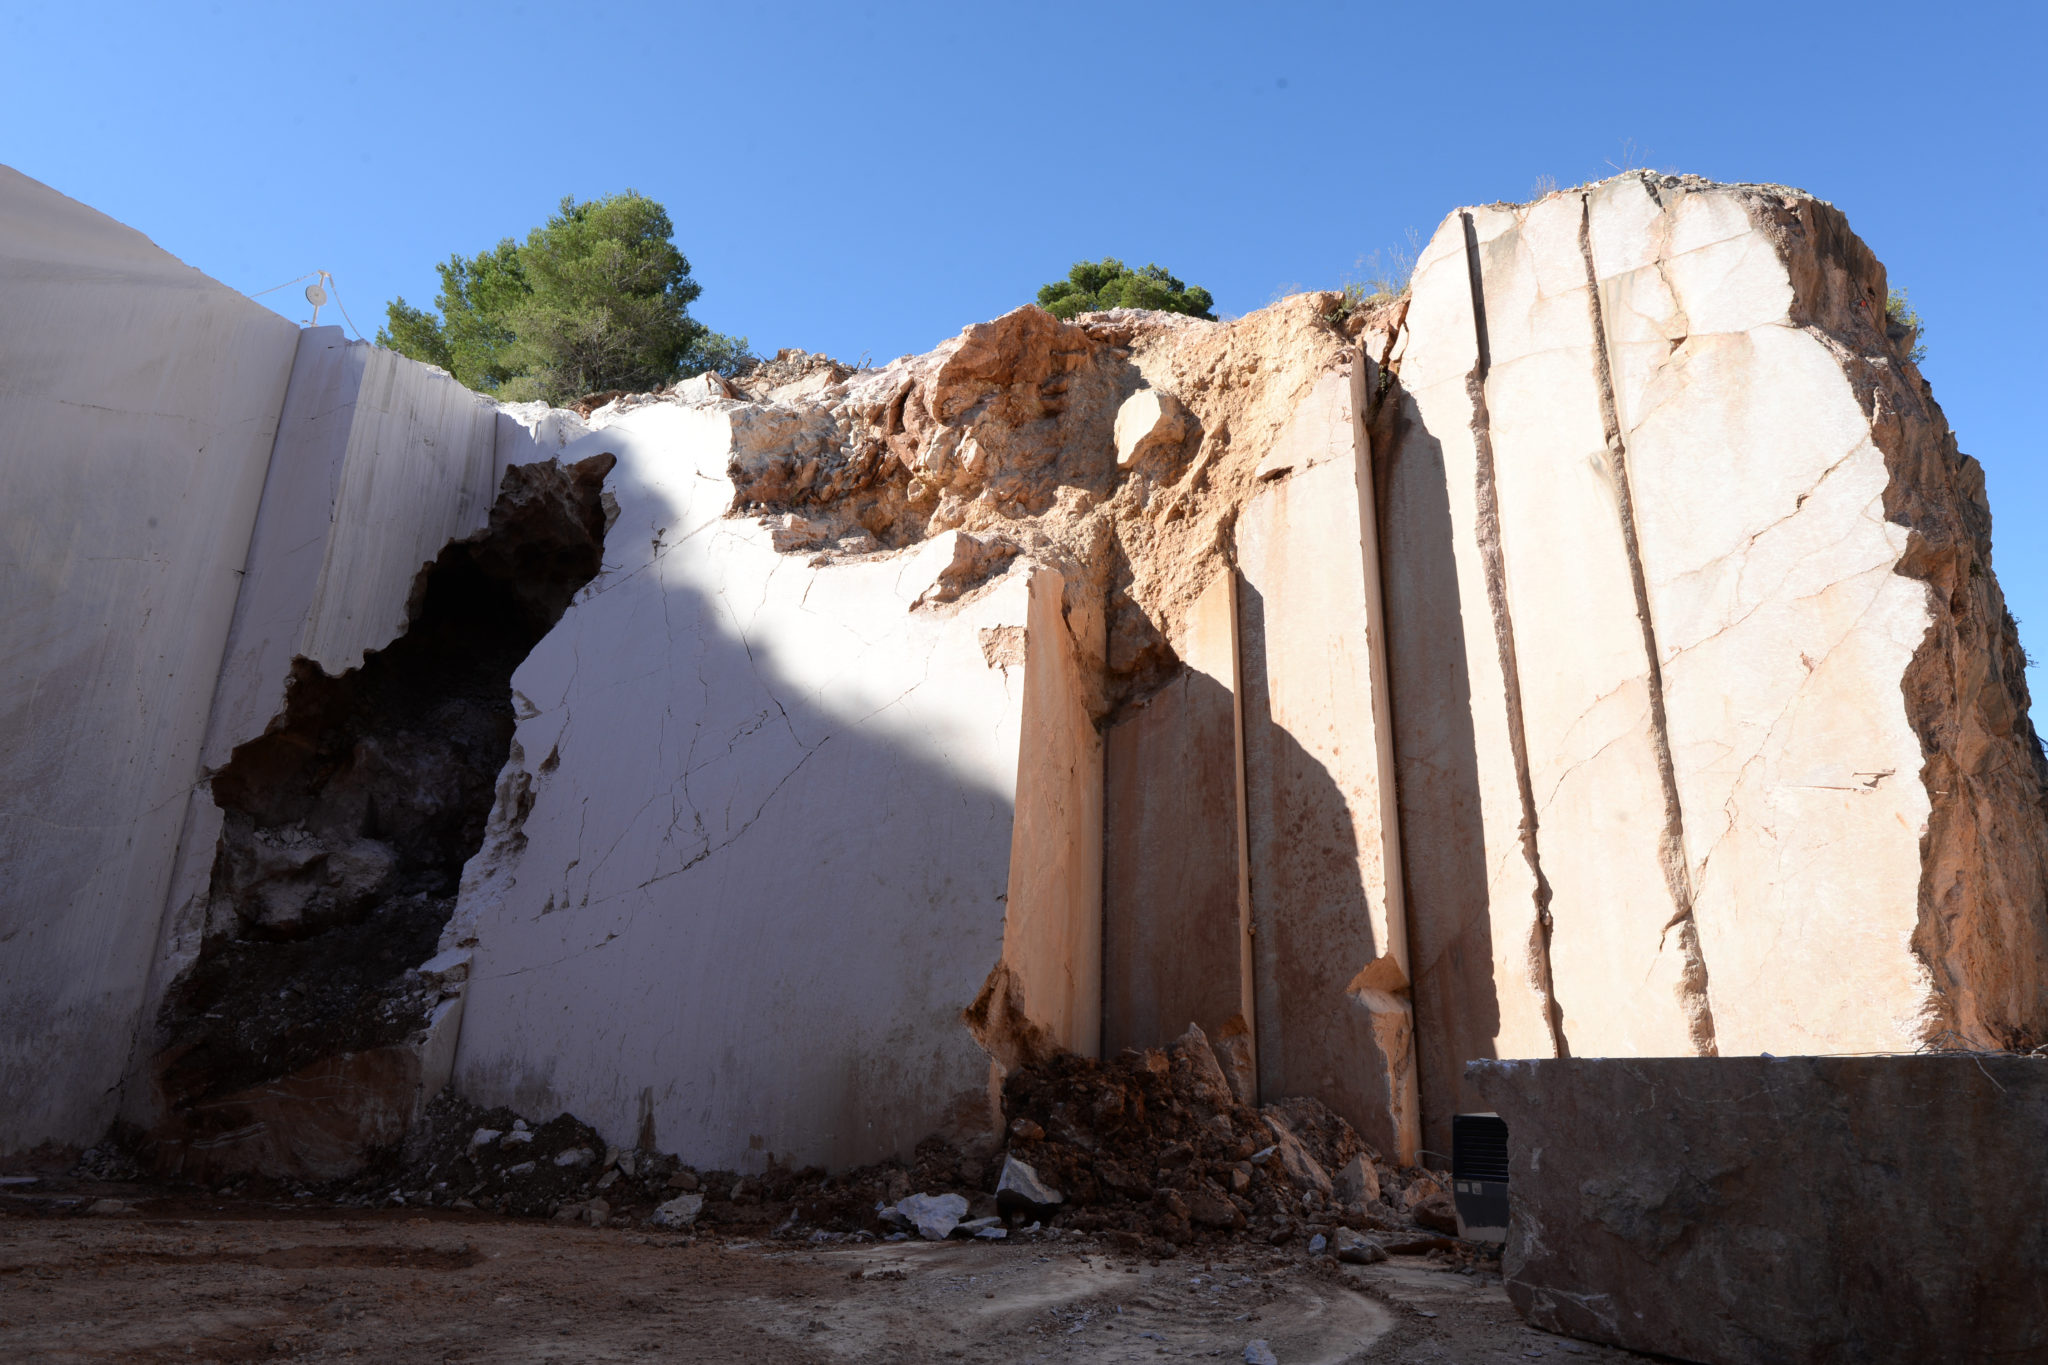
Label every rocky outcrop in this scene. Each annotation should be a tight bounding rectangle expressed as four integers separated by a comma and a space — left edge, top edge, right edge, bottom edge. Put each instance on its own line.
1472, 1055, 2048, 1364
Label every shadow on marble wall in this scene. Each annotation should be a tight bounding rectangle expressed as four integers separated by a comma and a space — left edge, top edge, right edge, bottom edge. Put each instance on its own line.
1371, 383, 1502, 1161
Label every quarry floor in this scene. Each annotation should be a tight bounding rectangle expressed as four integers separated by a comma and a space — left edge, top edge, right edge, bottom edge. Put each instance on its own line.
0, 1184, 1650, 1364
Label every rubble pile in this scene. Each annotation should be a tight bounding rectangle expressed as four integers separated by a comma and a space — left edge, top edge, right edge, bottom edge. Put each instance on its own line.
301, 1091, 982, 1237
999, 1024, 1460, 1252
251, 1023, 1477, 1267
729, 346, 858, 403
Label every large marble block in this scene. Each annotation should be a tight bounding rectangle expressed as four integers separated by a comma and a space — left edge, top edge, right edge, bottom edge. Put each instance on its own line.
447, 400, 1103, 1171
0, 166, 300, 1151
1580, 178, 2046, 1054
1473, 1055, 2048, 1364
1102, 574, 1254, 1092
1385, 175, 2048, 1156
1236, 365, 1417, 1162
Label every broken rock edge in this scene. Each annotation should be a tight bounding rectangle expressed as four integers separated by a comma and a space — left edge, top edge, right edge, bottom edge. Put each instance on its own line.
132, 450, 617, 1172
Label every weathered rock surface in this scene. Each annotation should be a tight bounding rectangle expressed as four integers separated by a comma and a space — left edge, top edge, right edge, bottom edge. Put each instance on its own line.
1473, 1055, 2048, 1364
147, 448, 610, 1179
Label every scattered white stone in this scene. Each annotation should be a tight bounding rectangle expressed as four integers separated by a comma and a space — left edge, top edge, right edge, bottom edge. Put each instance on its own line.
672, 371, 735, 403
503, 1129, 534, 1146
892, 1192, 969, 1241
955, 1216, 1001, 1237
506, 1161, 536, 1177
553, 1147, 595, 1168
995, 1154, 1064, 1218
470, 1128, 503, 1150
1307, 1233, 1328, 1256
650, 1193, 704, 1229
85, 1198, 133, 1216
975, 1226, 1008, 1240
1245, 1340, 1280, 1365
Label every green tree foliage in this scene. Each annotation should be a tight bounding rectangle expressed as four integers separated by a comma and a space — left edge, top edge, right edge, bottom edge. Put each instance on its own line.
1035, 258, 1215, 321
377, 192, 754, 404
1885, 287, 1928, 366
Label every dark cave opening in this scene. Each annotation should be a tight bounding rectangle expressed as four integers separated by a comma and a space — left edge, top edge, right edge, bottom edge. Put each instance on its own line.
154, 453, 615, 1112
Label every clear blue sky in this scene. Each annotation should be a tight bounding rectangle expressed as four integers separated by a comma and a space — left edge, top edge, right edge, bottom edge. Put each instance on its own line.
6, 0, 2044, 713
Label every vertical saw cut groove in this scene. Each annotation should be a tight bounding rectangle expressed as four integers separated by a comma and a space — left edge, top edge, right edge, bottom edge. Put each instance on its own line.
1460, 211, 1569, 1060
1574, 193, 1720, 1057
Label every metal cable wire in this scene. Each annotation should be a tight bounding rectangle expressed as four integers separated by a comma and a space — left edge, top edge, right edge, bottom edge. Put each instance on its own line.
245, 270, 367, 340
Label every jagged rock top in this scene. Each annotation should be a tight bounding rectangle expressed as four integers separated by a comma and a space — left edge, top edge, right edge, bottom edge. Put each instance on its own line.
548, 294, 1378, 719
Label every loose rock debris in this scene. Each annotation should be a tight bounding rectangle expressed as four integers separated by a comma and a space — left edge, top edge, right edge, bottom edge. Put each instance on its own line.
143, 1023, 1475, 1266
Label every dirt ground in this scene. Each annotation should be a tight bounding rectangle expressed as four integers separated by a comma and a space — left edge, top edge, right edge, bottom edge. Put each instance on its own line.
0, 1182, 1647, 1364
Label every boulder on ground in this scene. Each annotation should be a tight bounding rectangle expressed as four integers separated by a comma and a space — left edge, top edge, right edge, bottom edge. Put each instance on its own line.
994, 1156, 1063, 1219
649, 1193, 703, 1228
1333, 1226, 1386, 1265
892, 1192, 969, 1241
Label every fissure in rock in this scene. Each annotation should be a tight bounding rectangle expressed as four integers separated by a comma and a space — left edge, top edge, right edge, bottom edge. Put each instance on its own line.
152, 454, 615, 1126
1574, 192, 1719, 1057
1459, 212, 1568, 1060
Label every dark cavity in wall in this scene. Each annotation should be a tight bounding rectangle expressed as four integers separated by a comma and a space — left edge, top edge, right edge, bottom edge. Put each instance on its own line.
153, 453, 615, 1127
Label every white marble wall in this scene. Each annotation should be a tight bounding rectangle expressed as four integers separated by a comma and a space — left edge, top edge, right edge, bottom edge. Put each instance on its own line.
1236, 366, 1418, 1162
1386, 177, 1983, 1150
132, 332, 581, 1093
0, 166, 301, 1150
1585, 178, 1936, 1053
448, 400, 1102, 1171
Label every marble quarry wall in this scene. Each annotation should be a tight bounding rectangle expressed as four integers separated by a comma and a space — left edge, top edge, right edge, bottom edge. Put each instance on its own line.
0, 166, 302, 1148
3, 165, 2044, 1186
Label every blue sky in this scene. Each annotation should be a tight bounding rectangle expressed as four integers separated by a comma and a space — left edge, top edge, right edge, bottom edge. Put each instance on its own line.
5, 0, 2044, 711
